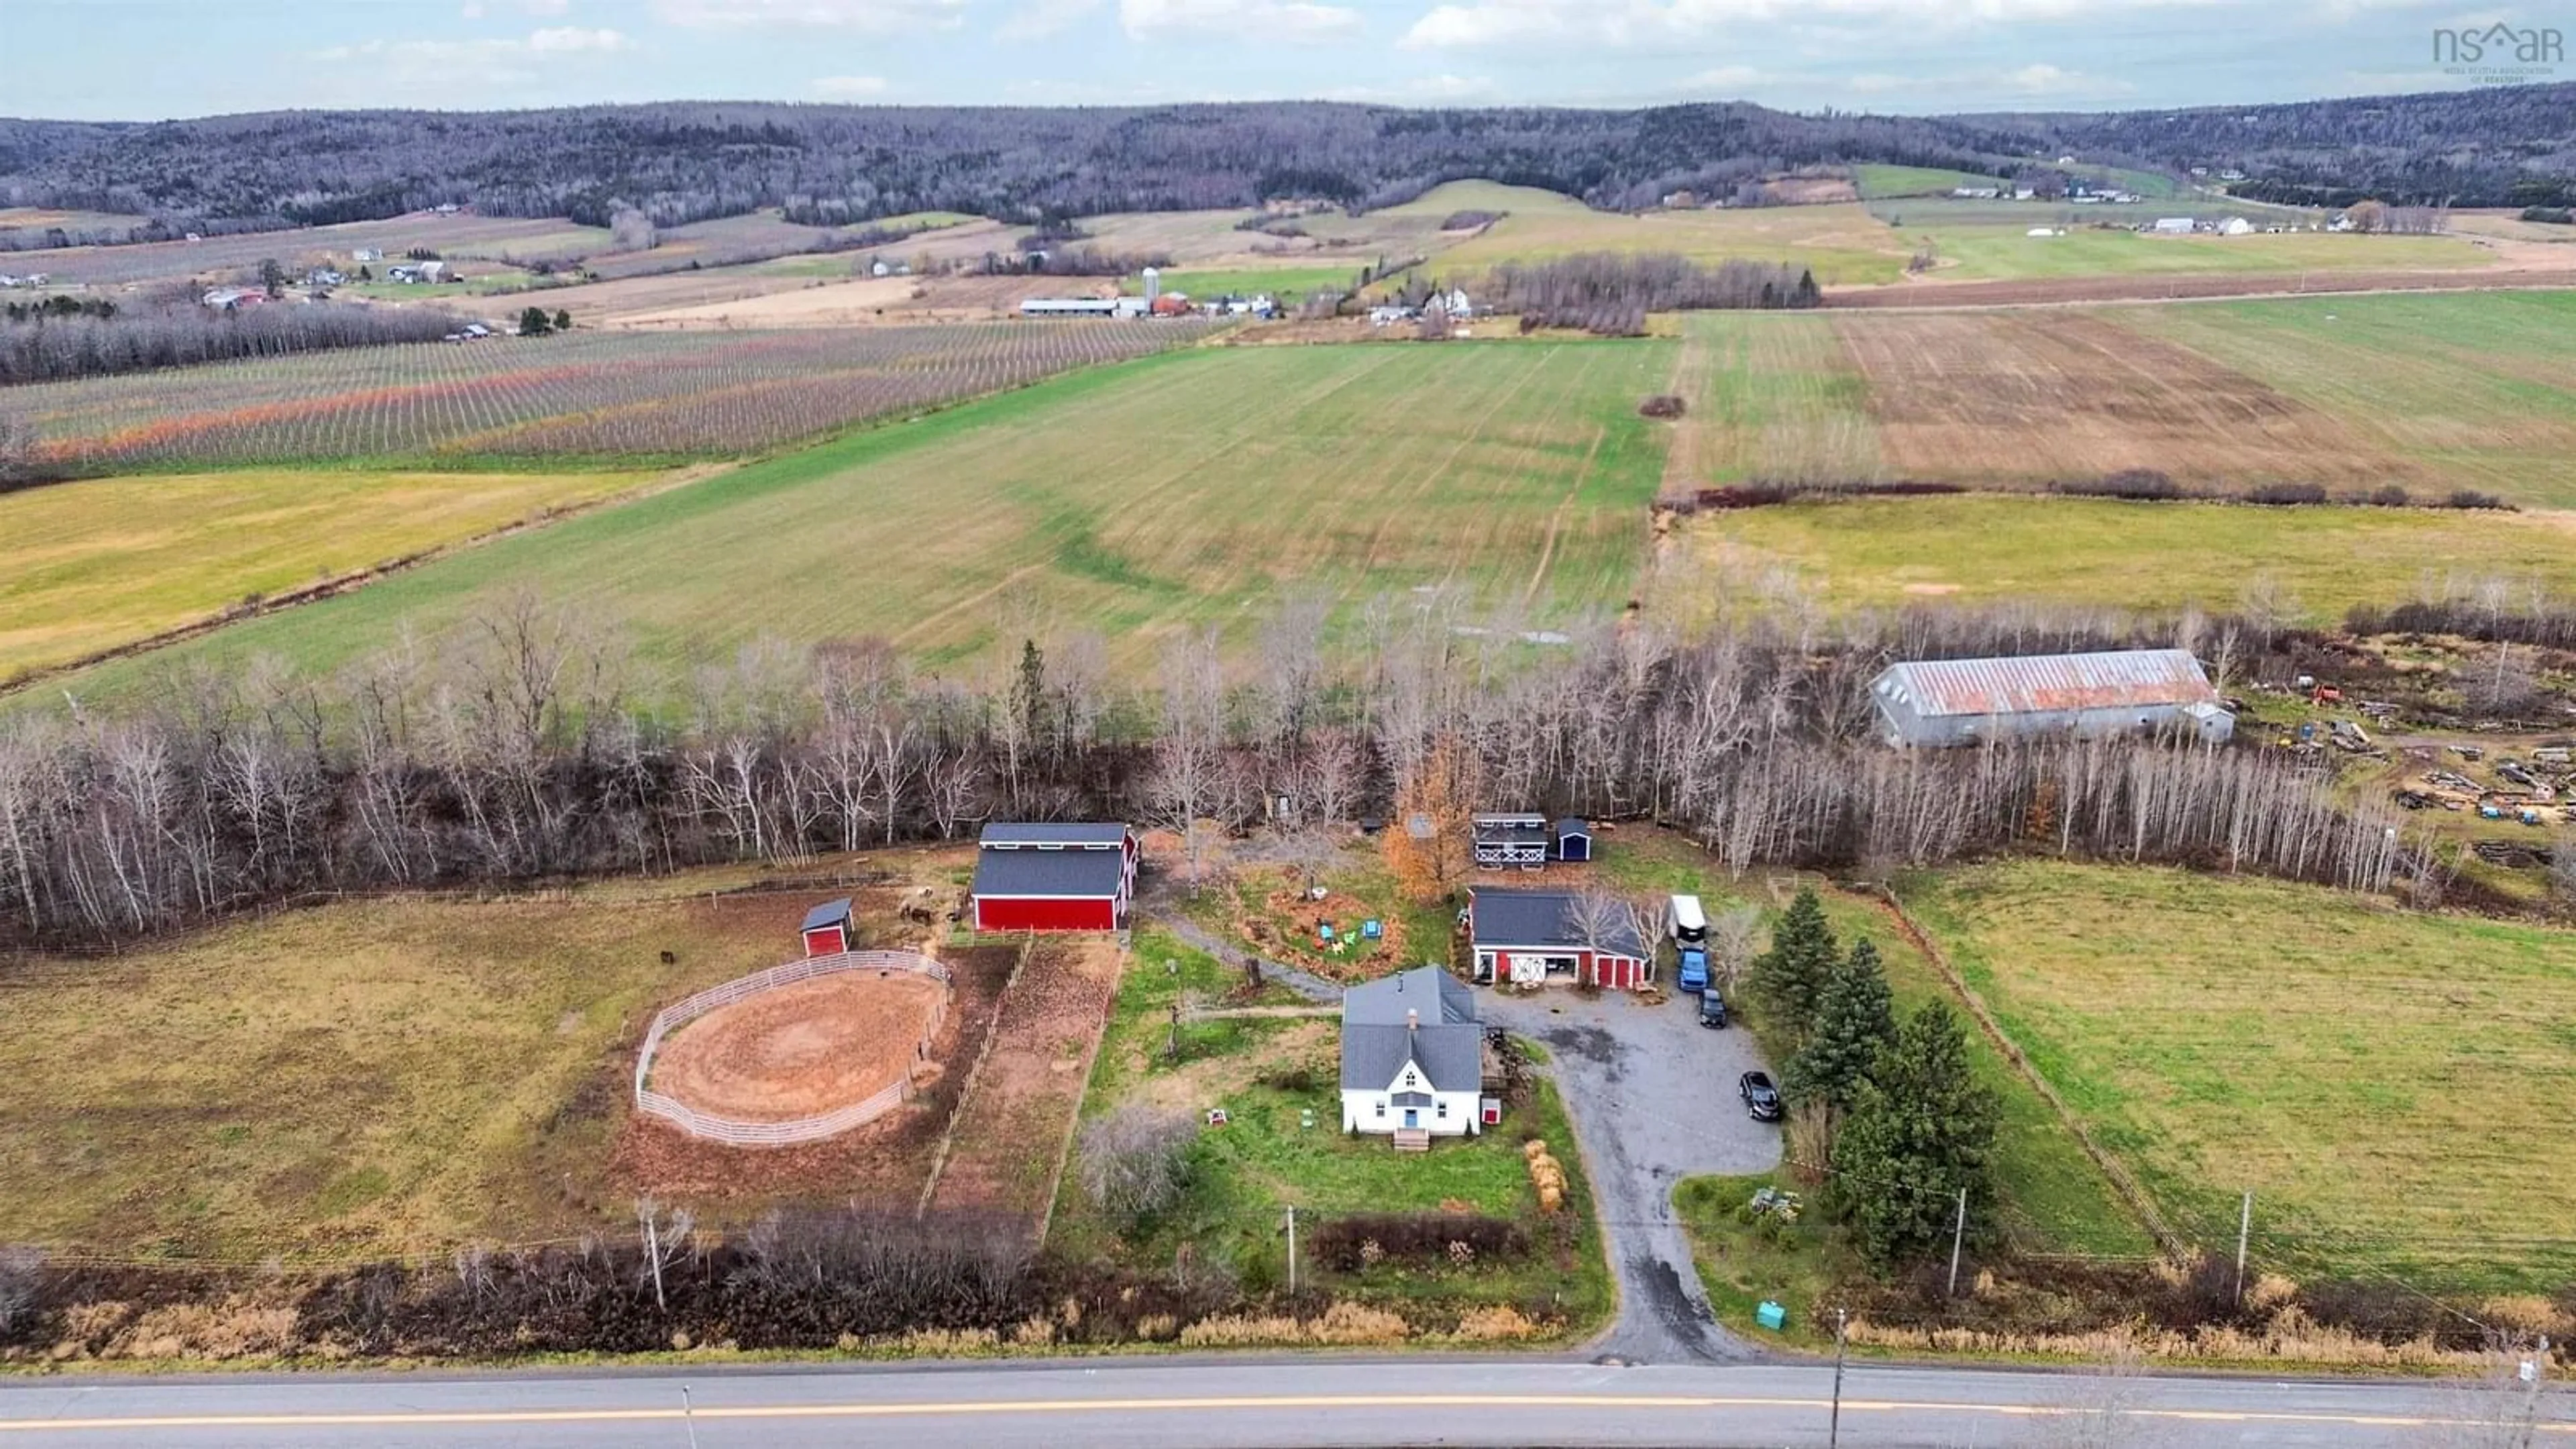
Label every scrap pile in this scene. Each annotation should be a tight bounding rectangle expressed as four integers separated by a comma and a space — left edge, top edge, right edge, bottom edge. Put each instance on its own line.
2394, 743, 2576, 825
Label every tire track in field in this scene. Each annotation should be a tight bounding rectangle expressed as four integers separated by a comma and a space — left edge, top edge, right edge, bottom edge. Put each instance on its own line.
1521, 420, 1610, 613
1370, 344, 1560, 588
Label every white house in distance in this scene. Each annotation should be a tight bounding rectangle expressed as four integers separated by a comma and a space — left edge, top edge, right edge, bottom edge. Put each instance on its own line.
1339, 965, 1487, 1149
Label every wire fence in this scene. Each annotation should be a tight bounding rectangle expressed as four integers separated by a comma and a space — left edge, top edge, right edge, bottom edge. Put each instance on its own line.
633, 949, 952, 1148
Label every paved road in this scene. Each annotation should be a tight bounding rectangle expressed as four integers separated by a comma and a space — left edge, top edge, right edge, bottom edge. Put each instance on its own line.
1485, 985, 1783, 1364
1, 1357, 2562, 1447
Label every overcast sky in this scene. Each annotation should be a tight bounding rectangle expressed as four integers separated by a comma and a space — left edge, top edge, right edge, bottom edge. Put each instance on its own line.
3, 0, 2548, 120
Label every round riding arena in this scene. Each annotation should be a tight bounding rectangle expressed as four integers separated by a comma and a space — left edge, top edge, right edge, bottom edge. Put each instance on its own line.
634, 951, 951, 1148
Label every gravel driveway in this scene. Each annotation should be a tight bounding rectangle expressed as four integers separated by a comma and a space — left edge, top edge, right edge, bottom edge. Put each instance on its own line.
1482, 985, 1782, 1363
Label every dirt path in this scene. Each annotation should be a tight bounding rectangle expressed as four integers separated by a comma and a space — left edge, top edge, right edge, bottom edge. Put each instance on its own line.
1656, 323, 1711, 501
920, 936, 1124, 1228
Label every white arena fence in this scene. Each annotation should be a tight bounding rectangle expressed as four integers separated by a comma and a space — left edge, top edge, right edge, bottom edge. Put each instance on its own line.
634, 949, 952, 1148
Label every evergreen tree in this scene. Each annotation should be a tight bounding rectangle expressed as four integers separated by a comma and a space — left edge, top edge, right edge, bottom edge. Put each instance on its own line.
1747, 888, 1837, 1043
518, 305, 553, 337
1012, 638, 1049, 754
1827, 1001, 2000, 1267
1783, 937, 1895, 1113
553, 308, 573, 332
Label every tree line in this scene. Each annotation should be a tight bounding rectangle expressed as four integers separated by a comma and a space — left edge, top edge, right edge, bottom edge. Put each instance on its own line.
1, 87, 2564, 241
1482, 254, 1819, 334
0, 588, 2438, 951
0, 299, 457, 387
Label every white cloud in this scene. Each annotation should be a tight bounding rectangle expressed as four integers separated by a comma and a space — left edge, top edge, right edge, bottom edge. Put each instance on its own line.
1322, 72, 1500, 99
810, 73, 891, 95
1402, 0, 2234, 49
1686, 63, 1764, 87
1845, 62, 2133, 97
653, 0, 965, 30
997, 0, 1105, 38
463, 0, 572, 14
528, 25, 635, 50
1120, 0, 1362, 42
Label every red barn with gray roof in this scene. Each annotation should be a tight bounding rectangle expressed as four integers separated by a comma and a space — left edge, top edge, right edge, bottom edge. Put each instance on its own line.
969, 822, 1137, 932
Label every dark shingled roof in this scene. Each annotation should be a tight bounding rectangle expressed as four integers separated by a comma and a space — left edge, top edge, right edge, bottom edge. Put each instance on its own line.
1340, 966, 1483, 1093
1470, 885, 1648, 959
971, 847, 1126, 900
1343, 965, 1477, 1026
1554, 816, 1589, 838
977, 822, 1130, 847
801, 898, 852, 932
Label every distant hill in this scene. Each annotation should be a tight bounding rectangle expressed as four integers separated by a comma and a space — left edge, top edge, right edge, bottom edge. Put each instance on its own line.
0, 86, 2567, 239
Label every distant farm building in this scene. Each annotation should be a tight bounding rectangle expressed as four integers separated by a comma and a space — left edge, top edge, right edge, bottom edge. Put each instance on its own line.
1468, 885, 1652, 990
1869, 649, 2234, 749
969, 822, 1137, 932
2151, 217, 2196, 235
1020, 296, 1150, 318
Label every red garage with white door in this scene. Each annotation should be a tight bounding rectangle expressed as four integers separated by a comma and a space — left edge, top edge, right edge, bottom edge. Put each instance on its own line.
969, 822, 1137, 932
1466, 885, 1653, 991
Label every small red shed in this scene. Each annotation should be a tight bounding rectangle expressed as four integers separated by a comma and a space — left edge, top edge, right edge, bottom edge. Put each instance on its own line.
800, 898, 853, 957
969, 823, 1137, 932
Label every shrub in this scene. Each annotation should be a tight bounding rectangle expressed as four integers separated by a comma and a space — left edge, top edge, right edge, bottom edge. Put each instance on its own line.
2054, 469, 2182, 501
2365, 484, 2412, 506
1308, 1212, 1527, 1272
1076, 1105, 1197, 1227
2444, 488, 2510, 510
2244, 482, 2329, 506
1439, 209, 1502, 229
1638, 394, 1687, 419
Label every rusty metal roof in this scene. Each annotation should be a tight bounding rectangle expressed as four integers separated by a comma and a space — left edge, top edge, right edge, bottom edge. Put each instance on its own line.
1874, 649, 2216, 718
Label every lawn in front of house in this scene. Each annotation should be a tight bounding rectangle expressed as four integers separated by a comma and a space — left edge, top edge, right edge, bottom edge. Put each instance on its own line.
1053, 926, 1611, 1328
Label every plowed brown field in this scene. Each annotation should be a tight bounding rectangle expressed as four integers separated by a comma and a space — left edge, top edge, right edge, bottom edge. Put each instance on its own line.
1835, 312, 2400, 486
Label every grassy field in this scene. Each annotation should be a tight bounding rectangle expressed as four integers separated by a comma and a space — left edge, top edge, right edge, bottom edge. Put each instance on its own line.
0, 466, 664, 684
1671, 494, 2576, 625
1659, 313, 1880, 491
0, 876, 835, 1260
1902, 861, 2576, 1288
1430, 193, 1912, 287
1894, 225, 2493, 282
1813, 294, 2576, 505
1051, 926, 1612, 1327
1591, 832, 2150, 1254
2119, 291, 2576, 506
1852, 164, 2001, 200
52, 337, 1672, 694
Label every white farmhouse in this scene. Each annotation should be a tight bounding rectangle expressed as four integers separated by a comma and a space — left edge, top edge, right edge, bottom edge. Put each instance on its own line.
1338, 965, 1486, 1149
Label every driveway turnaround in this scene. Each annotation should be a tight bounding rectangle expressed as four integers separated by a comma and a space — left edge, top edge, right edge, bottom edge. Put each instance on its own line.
1483, 985, 1784, 1364
3, 1357, 2562, 1448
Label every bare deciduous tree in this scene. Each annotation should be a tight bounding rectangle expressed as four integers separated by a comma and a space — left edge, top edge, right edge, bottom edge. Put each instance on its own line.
1076, 1105, 1197, 1228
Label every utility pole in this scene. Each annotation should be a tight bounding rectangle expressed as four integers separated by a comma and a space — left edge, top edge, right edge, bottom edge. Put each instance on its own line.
2518, 1336, 2550, 1449
1947, 1187, 1968, 1297
643, 1208, 666, 1311
1829, 1307, 1848, 1448
2235, 1191, 2253, 1305
1286, 1205, 1298, 1297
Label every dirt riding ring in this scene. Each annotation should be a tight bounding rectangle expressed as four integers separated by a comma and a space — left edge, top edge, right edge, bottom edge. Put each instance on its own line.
634, 950, 951, 1148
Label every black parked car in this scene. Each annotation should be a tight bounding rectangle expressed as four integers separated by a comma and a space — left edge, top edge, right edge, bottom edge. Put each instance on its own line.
1739, 1070, 1782, 1122
1697, 989, 1727, 1028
